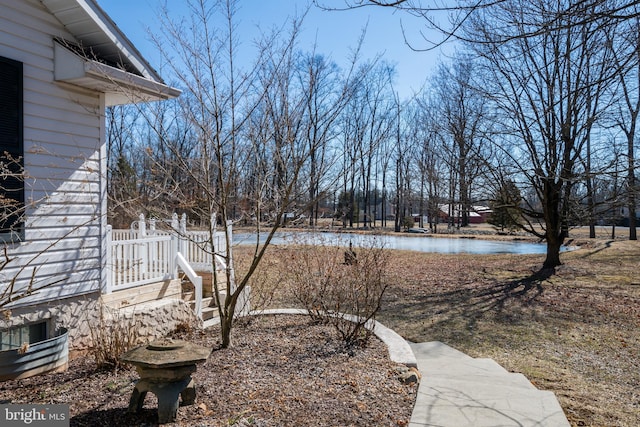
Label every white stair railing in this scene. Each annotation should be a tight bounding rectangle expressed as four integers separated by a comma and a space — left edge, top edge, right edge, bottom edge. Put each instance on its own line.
176, 251, 202, 320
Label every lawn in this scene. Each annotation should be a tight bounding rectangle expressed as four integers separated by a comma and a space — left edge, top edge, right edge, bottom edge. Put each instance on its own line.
248, 227, 640, 427
3, 226, 636, 426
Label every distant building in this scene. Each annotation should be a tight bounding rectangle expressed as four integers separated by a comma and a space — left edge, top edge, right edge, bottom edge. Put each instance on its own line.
438, 204, 492, 225
617, 206, 640, 227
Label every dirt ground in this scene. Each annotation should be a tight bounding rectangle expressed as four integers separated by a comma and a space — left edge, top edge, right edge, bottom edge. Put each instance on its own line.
1, 224, 638, 426
0, 315, 416, 426
259, 225, 640, 427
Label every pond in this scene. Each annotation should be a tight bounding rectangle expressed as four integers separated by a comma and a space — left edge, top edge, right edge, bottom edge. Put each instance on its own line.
234, 231, 560, 255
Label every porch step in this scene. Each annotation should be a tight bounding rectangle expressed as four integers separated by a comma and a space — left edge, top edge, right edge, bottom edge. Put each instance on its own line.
183, 287, 227, 301
188, 295, 226, 321
181, 271, 223, 298
188, 299, 216, 321
201, 306, 218, 321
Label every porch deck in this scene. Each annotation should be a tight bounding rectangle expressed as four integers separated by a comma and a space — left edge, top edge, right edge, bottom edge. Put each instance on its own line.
104, 214, 231, 321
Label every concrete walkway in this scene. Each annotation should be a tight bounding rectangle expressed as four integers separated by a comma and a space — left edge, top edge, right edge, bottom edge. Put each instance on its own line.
204, 310, 569, 426
408, 341, 570, 427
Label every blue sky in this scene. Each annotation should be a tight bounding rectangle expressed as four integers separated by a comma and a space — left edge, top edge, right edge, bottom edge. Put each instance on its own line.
100, 0, 450, 99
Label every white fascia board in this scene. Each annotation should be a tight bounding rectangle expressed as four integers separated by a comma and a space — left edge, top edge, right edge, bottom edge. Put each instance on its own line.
72, 0, 160, 81
54, 42, 181, 106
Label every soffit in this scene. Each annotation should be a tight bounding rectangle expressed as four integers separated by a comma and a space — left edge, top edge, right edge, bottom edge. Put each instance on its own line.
40, 0, 161, 82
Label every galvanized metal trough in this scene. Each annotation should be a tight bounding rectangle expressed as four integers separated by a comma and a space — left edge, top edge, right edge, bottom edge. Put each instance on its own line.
0, 328, 69, 381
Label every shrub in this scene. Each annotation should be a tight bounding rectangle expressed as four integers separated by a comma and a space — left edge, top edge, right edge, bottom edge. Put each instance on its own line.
289, 235, 390, 347
402, 216, 414, 231
233, 245, 286, 315
88, 302, 140, 370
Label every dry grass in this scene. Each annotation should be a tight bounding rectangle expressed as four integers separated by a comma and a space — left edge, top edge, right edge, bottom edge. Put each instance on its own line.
245, 226, 640, 427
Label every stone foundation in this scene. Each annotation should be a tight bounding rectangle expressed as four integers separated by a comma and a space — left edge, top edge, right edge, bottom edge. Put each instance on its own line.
3, 293, 101, 356
108, 298, 202, 344
3, 290, 201, 358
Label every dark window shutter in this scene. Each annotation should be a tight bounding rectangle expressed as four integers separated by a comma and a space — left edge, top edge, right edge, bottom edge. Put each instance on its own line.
0, 56, 24, 235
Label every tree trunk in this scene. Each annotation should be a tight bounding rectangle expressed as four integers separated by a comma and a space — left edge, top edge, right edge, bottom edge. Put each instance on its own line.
220, 314, 233, 348
542, 178, 566, 269
628, 150, 637, 240
586, 140, 596, 239
629, 205, 637, 240
544, 232, 564, 270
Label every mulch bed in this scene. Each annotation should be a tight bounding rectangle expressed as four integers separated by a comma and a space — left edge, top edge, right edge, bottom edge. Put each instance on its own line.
0, 315, 417, 426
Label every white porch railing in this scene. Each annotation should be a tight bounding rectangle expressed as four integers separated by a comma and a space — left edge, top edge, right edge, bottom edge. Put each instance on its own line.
106, 231, 175, 291
104, 213, 231, 320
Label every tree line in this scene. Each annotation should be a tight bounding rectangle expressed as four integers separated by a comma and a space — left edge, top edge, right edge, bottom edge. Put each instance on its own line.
107, 0, 639, 272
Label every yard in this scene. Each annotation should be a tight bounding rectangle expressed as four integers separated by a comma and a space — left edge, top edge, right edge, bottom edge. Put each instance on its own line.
1, 226, 638, 426
255, 226, 640, 427
378, 241, 639, 426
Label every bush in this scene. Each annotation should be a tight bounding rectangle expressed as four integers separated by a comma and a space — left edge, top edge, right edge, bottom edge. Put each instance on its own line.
289, 236, 390, 347
88, 302, 140, 370
402, 216, 414, 231
233, 245, 286, 315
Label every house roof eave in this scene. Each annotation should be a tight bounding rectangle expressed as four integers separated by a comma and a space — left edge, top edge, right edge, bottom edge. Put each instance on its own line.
54, 41, 181, 106
41, 0, 163, 83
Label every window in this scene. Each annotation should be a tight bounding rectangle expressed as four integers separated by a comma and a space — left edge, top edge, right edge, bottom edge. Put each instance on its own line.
0, 56, 24, 240
0, 321, 47, 351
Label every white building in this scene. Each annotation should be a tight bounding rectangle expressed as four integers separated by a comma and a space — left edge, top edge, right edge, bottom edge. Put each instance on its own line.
0, 0, 183, 356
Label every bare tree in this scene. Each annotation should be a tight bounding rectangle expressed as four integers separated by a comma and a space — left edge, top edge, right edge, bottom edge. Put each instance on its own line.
143, 0, 299, 347
141, 0, 361, 347
469, 0, 617, 268
337, 98, 360, 228
412, 94, 446, 231
429, 56, 490, 227
392, 91, 418, 232
320, 0, 640, 48
106, 105, 148, 228
297, 52, 348, 226
609, 13, 640, 240
335, 58, 393, 229
355, 62, 396, 229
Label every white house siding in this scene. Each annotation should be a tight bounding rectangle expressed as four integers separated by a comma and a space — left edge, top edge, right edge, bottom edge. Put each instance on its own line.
0, 0, 105, 307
